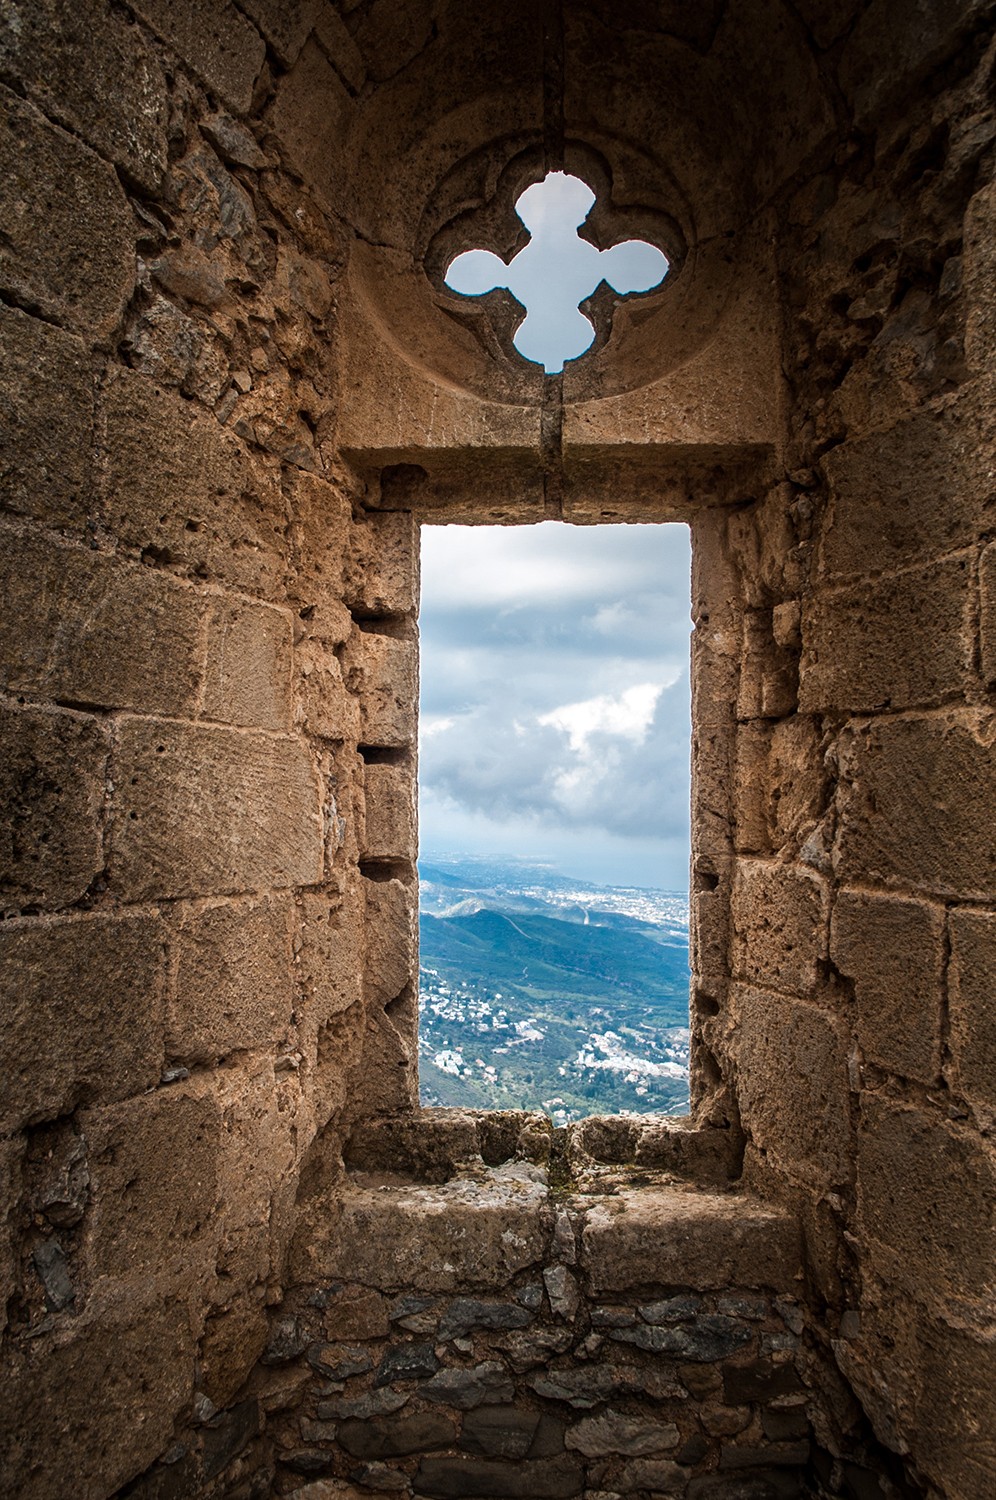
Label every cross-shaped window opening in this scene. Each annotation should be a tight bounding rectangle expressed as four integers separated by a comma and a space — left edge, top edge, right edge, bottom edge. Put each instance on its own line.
444, 172, 669, 373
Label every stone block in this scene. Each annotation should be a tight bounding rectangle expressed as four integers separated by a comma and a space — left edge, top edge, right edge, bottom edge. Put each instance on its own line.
167, 895, 294, 1065
238, 0, 323, 66
82, 1088, 221, 1278
296, 638, 360, 740
701, 1403, 752, 1438
339, 1412, 458, 1459
110, 719, 324, 901
343, 1110, 484, 1179
122, 291, 228, 405
612, 1313, 751, 1366
0, 0, 168, 191
296, 888, 365, 1024
0, 1137, 24, 1334
690, 858, 732, 996
839, 0, 992, 127
288, 470, 352, 605
348, 0, 439, 83
720, 1441, 810, 1469
345, 512, 419, 617
0, 86, 134, 335
364, 877, 417, 1004
581, 1187, 801, 1294
614, 1458, 686, 1492
979, 540, 996, 687
692, 621, 740, 732
201, 1392, 262, 1477
0, 913, 165, 1133
766, 717, 825, 852
830, 890, 943, 1084
324, 1288, 391, 1342
819, 412, 987, 579
0, 308, 95, 532
130, 0, 265, 114
0, 1287, 193, 1500
857, 1096, 995, 1308
200, 112, 268, 171
693, 723, 736, 858
964, 182, 996, 375
413, 1455, 583, 1497
799, 558, 973, 713
566, 1410, 679, 1456
835, 712, 996, 899
913, 1318, 996, 1500
344, 629, 417, 748
361, 761, 416, 862
352, 979, 421, 1119
100, 370, 287, 598
200, 1308, 269, 1410
632, 1119, 741, 1184
315, 4, 367, 90
721, 1359, 805, 1405
737, 610, 797, 721
295, 1168, 552, 1291
0, 526, 205, 715
949, 909, 996, 1113
733, 723, 771, 854
0, 703, 107, 914
730, 860, 827, 997
202, 598, 294, 730
208, 1063, 307, 1252
727, 986, 850, 1193
271, 39, 352, 213
460, 1405, 559, 1460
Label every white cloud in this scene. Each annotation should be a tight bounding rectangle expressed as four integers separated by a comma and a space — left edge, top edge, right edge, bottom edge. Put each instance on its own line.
539, 681, 667, 753
420, 713, 457, 741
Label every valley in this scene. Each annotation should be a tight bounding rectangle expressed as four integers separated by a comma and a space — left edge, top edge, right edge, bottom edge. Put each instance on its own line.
417, 857, 691, 1122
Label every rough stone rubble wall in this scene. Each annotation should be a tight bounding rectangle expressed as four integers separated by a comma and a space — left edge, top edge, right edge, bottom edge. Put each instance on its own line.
0, 4, 419, 1495
262, 1143, 810, 1500
690, 17, 996, 1500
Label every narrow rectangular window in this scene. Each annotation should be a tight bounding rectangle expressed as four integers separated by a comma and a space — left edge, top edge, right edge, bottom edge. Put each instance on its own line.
417, 521, 692, 1122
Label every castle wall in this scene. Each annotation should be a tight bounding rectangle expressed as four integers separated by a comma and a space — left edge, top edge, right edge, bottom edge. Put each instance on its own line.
0, 2, 993, 1498
0, 5, 419, 1492
689, 26, 996, 1497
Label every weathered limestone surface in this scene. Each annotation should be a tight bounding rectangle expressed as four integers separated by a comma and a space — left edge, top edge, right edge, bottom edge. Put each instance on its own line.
0, 0, 169, 191
0, 86, 135, 334
0, 2, 994, 1498
0, 309, 97, 532
110, 720, 326, 900
0, 702, 108, 912
0, 914, 166, 1133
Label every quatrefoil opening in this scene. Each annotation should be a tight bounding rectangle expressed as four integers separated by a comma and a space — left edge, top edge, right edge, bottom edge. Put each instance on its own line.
444, 173, 670, 374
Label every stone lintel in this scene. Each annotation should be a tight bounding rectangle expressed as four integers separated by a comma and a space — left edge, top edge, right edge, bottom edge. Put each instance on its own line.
343, 443, 775, 521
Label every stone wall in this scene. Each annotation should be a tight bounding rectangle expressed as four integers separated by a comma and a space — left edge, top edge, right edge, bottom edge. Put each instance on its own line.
0, 3, 994, 1499
689, 17, 996, 1499
119, 1110, 848, 1499
0, 4, 419, 1493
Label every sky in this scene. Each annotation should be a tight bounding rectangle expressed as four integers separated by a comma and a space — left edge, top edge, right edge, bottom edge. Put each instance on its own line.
418, 522, 692, 891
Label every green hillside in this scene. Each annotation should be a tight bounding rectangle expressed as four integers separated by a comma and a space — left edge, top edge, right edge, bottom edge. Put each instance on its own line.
418, 894, 690, 1121
422, 907, 687, 1009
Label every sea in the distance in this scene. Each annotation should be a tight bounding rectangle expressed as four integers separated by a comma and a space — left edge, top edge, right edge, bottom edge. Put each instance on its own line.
418, 856, 691, 1123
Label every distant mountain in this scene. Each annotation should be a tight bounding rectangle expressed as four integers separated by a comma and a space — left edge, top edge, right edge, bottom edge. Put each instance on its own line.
417, 858, 690, 1122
